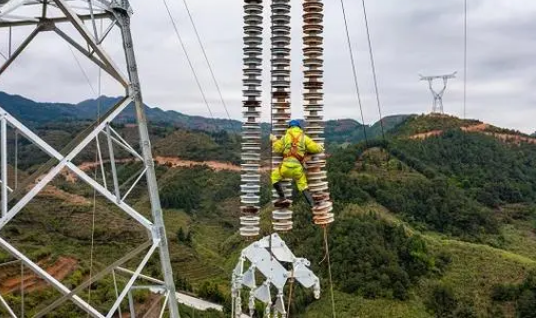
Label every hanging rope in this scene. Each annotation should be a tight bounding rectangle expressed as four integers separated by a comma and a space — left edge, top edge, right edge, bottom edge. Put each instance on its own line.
322, 226, 336, 318
286, 268, 295, 317
20, 260, 24, 317
339, 0, 368, 146
463, 0, 467, 119
161, 0, 214, 119
86, 19, 104, 316
14, 129, 17, 190
360, 0, 385, 142
180, 0, 231, 121
68, 46, 97, 96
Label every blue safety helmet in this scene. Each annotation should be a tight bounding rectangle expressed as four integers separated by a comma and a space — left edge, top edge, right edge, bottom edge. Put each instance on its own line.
288, 119, 301, 128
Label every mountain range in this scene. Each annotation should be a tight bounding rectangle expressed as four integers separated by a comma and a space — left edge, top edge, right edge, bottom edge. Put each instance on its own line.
4, 92, 536, 317
0, 91, 409, 144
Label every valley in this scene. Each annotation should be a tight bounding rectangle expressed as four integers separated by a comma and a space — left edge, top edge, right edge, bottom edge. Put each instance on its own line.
1, 96, 536, 317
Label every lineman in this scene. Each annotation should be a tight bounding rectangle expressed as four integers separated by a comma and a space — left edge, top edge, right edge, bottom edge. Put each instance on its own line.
270, 120, 324, 207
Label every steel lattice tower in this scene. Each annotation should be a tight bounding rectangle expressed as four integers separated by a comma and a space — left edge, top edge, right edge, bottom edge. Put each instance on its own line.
420, 72, 457, 114
0, 1, 180, 317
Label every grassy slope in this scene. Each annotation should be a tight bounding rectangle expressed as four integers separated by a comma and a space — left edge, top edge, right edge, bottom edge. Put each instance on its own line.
4, 114, 536, 317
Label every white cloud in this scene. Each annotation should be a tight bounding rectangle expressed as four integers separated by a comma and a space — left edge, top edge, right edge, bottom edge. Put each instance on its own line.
1, 0, 536, 133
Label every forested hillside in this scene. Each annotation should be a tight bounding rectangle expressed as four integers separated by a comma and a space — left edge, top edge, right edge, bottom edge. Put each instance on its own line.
2, 105, 536, 317
0, 91, 404, 142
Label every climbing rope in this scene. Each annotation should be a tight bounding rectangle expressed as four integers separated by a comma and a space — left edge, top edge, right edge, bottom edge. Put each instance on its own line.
360, 0, 385, 142
339, 0, 368, 146
161, 0, 214, 119
180, 0, 231, 121
13, 129, 17, 190
286, 268, 295, 317
111, 269, 123, 317
86, 19, 104, 315
68, 46, 96, 96
322, 226, 336, 318
8, 27, 11, 58
20, 261, 24, 317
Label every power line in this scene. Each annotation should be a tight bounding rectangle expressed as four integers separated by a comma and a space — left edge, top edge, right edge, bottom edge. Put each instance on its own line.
463, 0, 467, 119
161, 0, 214, 119
180, 0, 231, 121
360, 0, 385, 142
68, 45, 97, 96
339, 0, 368, 145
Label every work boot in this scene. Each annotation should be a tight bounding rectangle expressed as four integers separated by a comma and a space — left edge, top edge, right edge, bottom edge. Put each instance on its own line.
303, 189, 316, 208
273, 182, 286, 199
273, 182, 291, 207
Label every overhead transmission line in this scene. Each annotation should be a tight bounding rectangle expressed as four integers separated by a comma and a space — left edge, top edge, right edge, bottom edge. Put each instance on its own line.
360, 0, 385, 142
180, 0, 231, 121
463, 0, 467, 119
161, 0, 214, 119
339, 0, 368, 145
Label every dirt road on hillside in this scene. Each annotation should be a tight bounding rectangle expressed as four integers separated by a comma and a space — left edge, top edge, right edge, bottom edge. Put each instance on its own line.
410, 123, 536, 145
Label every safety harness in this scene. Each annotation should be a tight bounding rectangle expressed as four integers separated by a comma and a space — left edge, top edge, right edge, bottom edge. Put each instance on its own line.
283, 131, 306, 163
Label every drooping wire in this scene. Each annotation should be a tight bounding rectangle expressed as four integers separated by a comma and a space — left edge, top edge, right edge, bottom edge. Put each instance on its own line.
14, 130, 17, 190
339, 0, 368, 146
360, 0, 385, 142
463, 0, 467, 119
323, 227, 336, 318
180, 0, 231, 121
86, 19, 104, 317
20, 261, 24, 317
286, 268, 295, 317
161, 0, 214, 119
68, 45, 97, 96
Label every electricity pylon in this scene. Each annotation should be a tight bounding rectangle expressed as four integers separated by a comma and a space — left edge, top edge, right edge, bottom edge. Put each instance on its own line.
420, 72, 457, 114
0, 1, 180, 317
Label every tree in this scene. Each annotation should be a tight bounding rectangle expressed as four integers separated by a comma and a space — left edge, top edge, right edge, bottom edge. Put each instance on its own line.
517, 290, 536, 318
177, 228, 186, 243
426, 284, 457, 318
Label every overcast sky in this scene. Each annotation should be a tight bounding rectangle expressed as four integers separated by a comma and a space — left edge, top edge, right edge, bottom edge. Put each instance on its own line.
1, 0, 536, 133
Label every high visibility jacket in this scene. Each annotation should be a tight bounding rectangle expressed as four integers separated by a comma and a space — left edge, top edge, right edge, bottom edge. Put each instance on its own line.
272, 127, 323, 163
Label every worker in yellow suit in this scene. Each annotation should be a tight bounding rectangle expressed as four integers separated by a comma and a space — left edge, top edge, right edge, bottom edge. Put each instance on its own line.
270, 120, 324, 207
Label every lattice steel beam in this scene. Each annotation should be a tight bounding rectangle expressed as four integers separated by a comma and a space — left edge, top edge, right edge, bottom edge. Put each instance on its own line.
0, 1, 180, 317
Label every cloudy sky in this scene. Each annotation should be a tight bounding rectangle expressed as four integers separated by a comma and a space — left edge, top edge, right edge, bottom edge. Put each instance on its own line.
2, 0, 536, 133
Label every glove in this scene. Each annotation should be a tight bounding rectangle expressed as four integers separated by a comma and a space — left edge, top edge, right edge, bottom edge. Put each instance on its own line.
270, 134, 278, 142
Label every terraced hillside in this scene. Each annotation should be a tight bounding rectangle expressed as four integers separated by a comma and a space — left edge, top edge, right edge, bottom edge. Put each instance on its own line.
2, 111, 536, 317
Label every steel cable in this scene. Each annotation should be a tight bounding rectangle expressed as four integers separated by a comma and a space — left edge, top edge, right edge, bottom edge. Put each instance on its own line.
180, 0, 231, 121
339, 0, 368, 145
161, 0, 214, 119
360, 0, 385, 142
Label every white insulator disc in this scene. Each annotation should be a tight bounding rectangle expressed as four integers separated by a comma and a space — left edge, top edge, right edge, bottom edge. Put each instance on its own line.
307, 171, 327, 181
240, 227, 260, 237
241, 164, 260, 172
241, 195, 260, 205
313, 213, 334, 226
241, 184, 261, 192
309, 181, 329, 192
272, 210, 293, 220
242, 154, 261, 162
273, 222, 293, 232
240, 215, 261, 224
241, 175, 261, 183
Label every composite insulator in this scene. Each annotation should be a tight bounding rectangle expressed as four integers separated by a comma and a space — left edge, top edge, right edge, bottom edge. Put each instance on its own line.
271, 0, 293, 232
303, 0, 334, 226
240, 0, 263, 237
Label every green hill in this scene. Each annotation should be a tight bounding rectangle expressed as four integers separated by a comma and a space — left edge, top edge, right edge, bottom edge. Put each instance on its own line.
3, 101, 536, 318
0, 91, 405, 143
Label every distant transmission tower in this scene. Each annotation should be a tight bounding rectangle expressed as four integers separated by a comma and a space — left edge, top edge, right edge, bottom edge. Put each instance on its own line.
420, 72, 457, 114
0, 1, 180, 317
